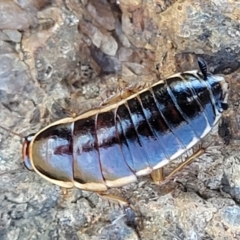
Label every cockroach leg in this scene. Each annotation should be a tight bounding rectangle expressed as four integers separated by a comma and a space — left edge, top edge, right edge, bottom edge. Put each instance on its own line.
97, 192, 130, 208
99, 93, 123, 106
99, 89, 137, 107
100, 81, 150, 107
98, 192, 143, 238
150, 148, 205, 185
150, 168, 164, 185
124, 206, 143, 239
60, 187, 69, 196
58, 187, 73, 206
164, 148, 205, 181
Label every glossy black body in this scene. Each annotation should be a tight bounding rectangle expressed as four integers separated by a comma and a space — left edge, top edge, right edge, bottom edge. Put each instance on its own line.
31, 72, 225, 187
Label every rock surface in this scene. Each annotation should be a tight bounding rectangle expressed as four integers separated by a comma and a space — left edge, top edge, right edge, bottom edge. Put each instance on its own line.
0, 0, 239, 239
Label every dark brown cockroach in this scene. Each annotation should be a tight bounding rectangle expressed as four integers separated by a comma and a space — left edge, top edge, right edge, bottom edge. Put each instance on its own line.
2, 58, 229, 206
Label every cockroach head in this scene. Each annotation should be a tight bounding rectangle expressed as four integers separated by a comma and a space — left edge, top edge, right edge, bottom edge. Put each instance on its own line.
197, 57, 229, 113
209, 75, 229, 113
218, 79, 229, 112
22, 134, 35, 171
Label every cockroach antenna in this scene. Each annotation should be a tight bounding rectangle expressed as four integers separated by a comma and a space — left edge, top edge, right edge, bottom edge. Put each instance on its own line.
0, 167, 27, 177
0, 125, 24, 139
197, 57, 208, 80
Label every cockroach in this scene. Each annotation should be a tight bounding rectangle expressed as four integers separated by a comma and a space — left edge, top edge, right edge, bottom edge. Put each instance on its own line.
1, 58, 229, 207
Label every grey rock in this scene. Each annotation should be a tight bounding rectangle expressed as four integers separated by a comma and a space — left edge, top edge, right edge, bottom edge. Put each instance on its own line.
0, 1, 239, 240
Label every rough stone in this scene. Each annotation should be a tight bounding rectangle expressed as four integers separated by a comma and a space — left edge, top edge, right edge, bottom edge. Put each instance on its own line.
87, 1, 116, 31
0, 1, 37, 30
0, 0, 239, 239
1, 30, 22, 43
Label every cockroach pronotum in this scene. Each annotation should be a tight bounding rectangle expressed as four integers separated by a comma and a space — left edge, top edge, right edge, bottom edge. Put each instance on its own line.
0, 58, 229, 208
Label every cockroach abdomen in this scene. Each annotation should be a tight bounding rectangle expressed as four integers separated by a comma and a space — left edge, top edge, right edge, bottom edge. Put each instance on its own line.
32, 123, 74, 183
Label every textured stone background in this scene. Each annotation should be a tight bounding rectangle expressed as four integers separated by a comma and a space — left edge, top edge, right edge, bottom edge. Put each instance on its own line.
0, 0, 240, 239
